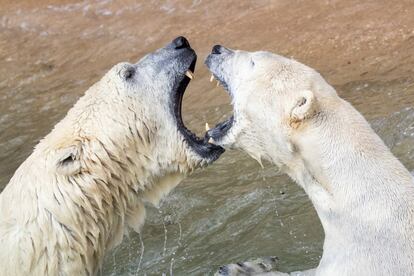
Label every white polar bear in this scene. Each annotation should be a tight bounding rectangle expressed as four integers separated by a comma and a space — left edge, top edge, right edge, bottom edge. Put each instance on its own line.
0, 37, 224, 276
205, 45, 414, 276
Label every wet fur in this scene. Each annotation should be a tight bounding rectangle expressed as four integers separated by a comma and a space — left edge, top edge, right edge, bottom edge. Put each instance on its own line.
0, 59, 202, 275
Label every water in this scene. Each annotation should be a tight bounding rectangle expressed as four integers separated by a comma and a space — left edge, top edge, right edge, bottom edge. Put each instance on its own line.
1, 1, 414, 275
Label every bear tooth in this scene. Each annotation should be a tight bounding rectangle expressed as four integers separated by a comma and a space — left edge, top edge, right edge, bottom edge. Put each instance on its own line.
216, 80, 220, 87
185, 70, 194, 80
208, 137, 214, 144
205, 122, 210, 131
210, 74, 215, 82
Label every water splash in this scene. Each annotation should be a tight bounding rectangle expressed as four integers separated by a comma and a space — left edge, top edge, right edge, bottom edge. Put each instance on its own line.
169, 257, 175, 276
161, 213, 169, 257
135, 233, 145, 276
177, 221, 182, 247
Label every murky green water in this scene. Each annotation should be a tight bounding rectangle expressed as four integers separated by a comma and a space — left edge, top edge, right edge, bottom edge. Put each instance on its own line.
1, 1, 414, 275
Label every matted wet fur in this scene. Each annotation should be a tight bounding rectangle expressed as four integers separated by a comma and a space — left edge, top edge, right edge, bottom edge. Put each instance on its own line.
0, 37, 223, 276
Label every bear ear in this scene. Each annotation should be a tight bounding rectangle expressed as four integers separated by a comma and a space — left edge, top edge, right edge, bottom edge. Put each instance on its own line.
118, 64, 136, 81
55, 144, 82, 176
289, 90, 317, 128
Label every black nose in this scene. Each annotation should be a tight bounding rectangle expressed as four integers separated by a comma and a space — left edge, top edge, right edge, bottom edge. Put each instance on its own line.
212, 45, 223, 54
212, 45, 232, 55
172, 36, 190, 49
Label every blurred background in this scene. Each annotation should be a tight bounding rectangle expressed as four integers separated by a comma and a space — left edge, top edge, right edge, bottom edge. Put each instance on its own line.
1, 0, 414, 275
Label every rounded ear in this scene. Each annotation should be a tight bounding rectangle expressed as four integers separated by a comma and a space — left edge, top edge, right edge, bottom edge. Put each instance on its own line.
289, 90, 317, 128
118, 63, 135, 81
55, 143, 82, 176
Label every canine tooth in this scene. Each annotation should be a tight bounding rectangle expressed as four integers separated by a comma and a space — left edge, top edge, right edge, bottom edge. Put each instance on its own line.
185, 70, 194, 79
216, 80, 220, 87
210, 74, 215, 82
205, 122, 210, 131
208, 137, 214, 144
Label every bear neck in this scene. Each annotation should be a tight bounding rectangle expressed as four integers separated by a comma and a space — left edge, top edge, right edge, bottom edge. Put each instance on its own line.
28, 115, 187, 274
285, 98, 414, 255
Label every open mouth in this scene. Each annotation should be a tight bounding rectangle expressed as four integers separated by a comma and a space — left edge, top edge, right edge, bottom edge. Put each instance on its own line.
205, 73, 234, 144
172, 55, 225, 163
204, 48, 235, 146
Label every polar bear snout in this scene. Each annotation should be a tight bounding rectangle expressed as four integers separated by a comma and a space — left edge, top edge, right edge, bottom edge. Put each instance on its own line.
204, 45, 240, 148
137, 36, 196, 82
170, 36, 191, 49
143, 37, 225, 164
211, 45, 233, 55
205, 45, 234, 69
205, 45, 234, 95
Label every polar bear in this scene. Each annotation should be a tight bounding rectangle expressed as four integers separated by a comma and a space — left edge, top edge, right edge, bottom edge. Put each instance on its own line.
0, 37, 224, 276
205, 45, 414, 276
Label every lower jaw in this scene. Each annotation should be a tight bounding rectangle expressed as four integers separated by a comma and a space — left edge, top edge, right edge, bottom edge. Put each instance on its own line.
205, 115, 234, 145
175, 126, 224, 164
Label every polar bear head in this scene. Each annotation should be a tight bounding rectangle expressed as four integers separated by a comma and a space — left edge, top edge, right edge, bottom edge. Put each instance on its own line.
41, 37, 224, 201
205, 45, 338, 166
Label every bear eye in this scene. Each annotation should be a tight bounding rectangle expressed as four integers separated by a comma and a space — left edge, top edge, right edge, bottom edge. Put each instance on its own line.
250, 59, 255, 67
120, 66, 135, 81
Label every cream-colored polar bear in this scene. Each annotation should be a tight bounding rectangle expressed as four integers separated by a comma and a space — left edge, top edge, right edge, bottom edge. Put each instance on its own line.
0, 37, 224, 276
205, 45, 414, 276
